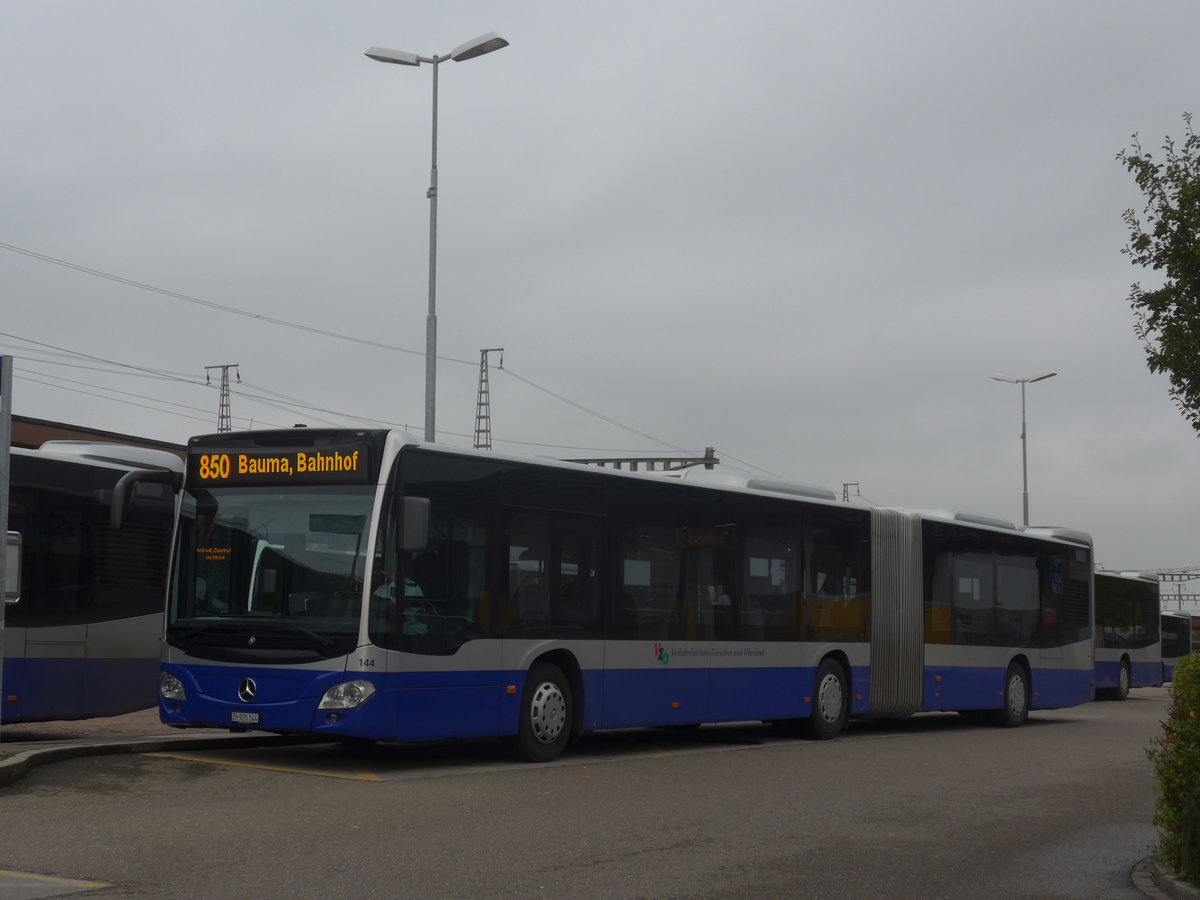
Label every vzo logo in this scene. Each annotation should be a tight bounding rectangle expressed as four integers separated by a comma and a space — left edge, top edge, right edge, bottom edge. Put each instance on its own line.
654, 642, 670, 665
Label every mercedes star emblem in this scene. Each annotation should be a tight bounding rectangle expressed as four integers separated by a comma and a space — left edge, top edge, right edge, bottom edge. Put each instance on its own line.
238, 678, 257, 703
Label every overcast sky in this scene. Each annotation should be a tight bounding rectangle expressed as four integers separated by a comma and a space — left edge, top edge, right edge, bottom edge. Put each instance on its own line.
4, 1, 1200, 581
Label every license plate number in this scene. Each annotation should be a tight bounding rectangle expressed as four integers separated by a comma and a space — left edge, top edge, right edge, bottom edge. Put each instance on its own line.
231, 711, 260, 725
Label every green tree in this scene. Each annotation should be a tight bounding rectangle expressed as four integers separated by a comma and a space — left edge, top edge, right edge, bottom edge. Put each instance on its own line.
1146, 653, 1200, 878
1118, 113, 1200, 433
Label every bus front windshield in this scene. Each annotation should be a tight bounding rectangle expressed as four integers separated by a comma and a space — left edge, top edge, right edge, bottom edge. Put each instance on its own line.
169, 485, 376, 654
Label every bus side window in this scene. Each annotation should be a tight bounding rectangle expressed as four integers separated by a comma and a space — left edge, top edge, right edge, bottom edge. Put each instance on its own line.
611, 524, 683, 640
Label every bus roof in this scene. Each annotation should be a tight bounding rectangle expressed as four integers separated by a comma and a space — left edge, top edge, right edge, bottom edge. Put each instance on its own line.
1096, 570, 1159, 584
666, 466, 838, 501
27, 441, 184, 473
182, 427, 1094, 542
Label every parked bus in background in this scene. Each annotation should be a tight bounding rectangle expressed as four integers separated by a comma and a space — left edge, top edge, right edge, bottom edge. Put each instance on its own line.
1092, 570, 1162, 699
152, 429, 1095, 761
3, 442, 182, 723
1160, 611, 1195, 682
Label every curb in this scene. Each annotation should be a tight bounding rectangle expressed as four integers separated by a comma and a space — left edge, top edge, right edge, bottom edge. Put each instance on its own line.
0, 732, 329, 788
1135, 857, 1200, 899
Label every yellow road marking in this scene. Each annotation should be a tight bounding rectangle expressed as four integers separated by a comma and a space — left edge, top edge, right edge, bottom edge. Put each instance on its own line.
344, 760, 382, 780
0, 869, 109, 888
144, 752, 380, 781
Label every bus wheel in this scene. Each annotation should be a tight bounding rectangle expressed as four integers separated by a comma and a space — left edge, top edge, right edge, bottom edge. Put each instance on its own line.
806, 658, 849, 740
1115, 661, 1131, 701
993, 662, 1029, 727
511, 662, 572, 762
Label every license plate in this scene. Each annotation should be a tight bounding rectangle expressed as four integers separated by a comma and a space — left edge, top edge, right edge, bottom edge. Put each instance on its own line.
231, 711, 260, 725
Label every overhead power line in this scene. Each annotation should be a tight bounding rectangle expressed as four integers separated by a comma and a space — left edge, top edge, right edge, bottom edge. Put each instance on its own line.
16, 372, 219, 426
0, 242, 461, 362
18, 358, 733, 463
20, 367, 222, 419
500, 367, 687, 452
1, 242, 735, 457
0, 330, 203, 386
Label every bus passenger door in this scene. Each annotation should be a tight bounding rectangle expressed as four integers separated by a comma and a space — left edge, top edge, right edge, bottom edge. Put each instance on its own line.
384, 500, 505, 741
504, 511, 606, 730
601, 521, 698, 728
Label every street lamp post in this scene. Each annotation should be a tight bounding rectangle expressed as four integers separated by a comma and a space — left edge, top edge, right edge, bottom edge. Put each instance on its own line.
366, 33, 509, 443
991, 371, 1057, 526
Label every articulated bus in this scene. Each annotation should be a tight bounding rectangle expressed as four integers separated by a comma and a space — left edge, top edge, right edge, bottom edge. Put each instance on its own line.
154, 429, 1095, 761
3, 442, 182, 723
1092, 571, 1162, 699
1161, 612, 1196, 682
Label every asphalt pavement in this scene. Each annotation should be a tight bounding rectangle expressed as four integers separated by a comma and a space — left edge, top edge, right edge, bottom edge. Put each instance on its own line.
2, 706, 1198, 899
0, 706, 316, 788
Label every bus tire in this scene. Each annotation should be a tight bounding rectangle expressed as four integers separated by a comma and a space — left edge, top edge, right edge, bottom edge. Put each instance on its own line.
993, 662, 1029, 727
510, 662, 573, 763
805, 658, 849, 740
1115, 660, 1130, 701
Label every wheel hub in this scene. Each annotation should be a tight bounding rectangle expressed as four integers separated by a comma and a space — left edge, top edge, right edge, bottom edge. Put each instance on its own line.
817, 673, 844, 723
529, 681, 567, 744
1008, 674, 1027, 718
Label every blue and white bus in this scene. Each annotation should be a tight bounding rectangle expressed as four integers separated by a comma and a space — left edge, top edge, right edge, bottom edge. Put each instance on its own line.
155, 429, 1095, 760
3, 442, 182, 723
1093, 570, 1162, 699
1160, 612, 1195, 682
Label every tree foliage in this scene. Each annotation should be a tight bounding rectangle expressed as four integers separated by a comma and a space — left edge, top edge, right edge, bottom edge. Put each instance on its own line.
1146, 653, 1200, 878
1118, 114, 1200, 433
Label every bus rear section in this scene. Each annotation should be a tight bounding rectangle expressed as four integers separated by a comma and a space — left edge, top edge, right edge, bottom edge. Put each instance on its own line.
1160, 612, 1195, 682
1093, 571, 1162, 699
3, 442, 181, 724
874, 512, 1095, 723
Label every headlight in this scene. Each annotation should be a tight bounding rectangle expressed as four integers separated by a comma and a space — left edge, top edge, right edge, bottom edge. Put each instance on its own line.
160, 672, 187, 702
317, 680, 377, 710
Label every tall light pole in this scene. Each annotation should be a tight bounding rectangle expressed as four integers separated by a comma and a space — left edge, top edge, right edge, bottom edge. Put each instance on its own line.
366, 32, 509, 443
991, 371, 1057, 526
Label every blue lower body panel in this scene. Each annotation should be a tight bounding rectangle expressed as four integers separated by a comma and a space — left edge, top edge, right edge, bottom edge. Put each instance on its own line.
922, 664, 1091, 712
1095, 659, 1164, 690
600, 666, 815, 728
1036, 667, 1093, 708
3, 656, 158, 724
1094, 659, 1120, 690
1131, 660, 1163, 688
162, 661, 875, 742
160, 663, 511, 741
163, 654, 1090, 743
598, 664, 870, 729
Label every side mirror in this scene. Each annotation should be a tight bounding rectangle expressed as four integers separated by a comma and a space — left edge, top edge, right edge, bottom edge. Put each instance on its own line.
399, 497, 431, 552
110, 468, 184, 529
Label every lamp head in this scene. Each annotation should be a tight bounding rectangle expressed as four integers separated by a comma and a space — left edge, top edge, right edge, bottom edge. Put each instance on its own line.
450, 32, 509, 61
365, 46, 421, 66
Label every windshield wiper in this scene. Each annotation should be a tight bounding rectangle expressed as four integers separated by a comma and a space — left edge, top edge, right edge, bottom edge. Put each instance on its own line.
169, 618, 332, 650
274, 617, 334, 649
169, 624, 249, 643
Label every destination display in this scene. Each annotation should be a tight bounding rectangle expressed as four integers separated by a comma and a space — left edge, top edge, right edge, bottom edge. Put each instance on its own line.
187, 441, 373, 486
